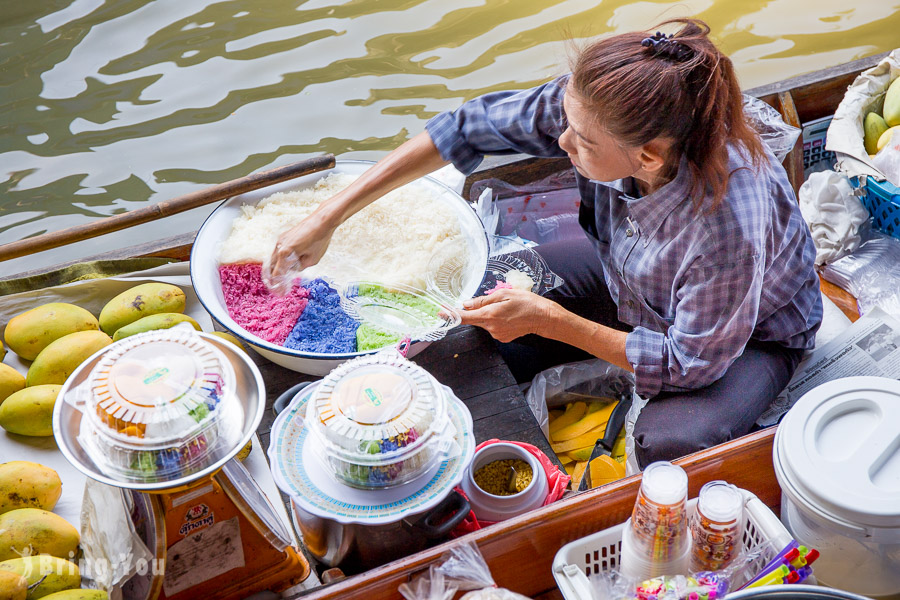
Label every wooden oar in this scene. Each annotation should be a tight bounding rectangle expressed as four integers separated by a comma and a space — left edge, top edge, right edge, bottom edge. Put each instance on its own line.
0, 154, 336, 262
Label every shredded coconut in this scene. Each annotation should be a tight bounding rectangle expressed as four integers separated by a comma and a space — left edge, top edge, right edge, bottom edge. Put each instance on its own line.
218, 173, 469, 289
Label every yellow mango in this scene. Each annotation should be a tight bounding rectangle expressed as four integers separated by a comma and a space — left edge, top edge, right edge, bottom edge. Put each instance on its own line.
0, 386, 62, 437
0, 364, 25, 405
864, 112, 890, 155
112, 313, 200, 341
0, 509, 80, 562
25, 331, 111, 387
0, 569, 27, 600
236, 440, 253, 461
558, 454, 574, 466
548, 401, 587, 437
877, 125, 900, 153
588, 455, 626, 489
3, 304, 99, 362
552, 431, 609, 454
552, 401, 616, 442
571, 460, 588, 488
0, 556, 80, 600
885, 76, 900, 127
40, 592, 108, 600
0, 340, 6, 362
563, 463, 575, 477
0, 462, 62, 514
98, 283, 185, 336
567, 447, 595, 462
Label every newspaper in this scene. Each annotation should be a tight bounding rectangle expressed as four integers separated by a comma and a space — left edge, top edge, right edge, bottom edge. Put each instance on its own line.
758, 306, 900, 426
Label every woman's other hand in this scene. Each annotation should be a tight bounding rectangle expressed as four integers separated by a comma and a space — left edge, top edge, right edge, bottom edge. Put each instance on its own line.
460, 288, 554, 342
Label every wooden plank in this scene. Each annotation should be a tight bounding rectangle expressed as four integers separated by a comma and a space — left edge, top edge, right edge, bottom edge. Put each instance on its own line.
820, 276, 860, 322
774, 91, 806, 198
297, 428, 780, 600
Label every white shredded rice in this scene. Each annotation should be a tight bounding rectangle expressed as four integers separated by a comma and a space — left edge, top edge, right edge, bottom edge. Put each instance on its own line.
504, 269, 536, 291
218, 173, 469, 289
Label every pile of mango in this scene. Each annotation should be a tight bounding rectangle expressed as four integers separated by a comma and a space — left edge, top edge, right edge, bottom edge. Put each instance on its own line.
0, 461, 106, 600
863, 76, 900, 157
549, 400, 627, 490
0, 283, 244, 438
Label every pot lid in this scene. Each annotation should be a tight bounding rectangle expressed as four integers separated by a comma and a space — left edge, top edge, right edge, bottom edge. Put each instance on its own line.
267, 381, 474, 525
775, 376, 900, 528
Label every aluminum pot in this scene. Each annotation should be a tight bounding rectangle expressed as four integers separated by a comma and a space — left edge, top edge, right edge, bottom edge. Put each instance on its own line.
290, 491, 470, 573
726, 585, 876, 600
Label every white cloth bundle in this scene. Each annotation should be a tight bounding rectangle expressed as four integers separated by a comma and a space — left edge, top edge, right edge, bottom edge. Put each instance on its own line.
798, 170, 870, 265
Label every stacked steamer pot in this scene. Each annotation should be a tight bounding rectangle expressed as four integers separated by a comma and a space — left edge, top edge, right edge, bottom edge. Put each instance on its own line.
268, 351, 475, 572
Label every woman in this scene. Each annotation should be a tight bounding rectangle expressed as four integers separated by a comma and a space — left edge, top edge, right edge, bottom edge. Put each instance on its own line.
268, 19, 822, 468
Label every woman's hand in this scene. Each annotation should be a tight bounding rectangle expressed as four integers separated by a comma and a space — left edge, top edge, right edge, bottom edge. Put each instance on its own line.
460, 288, 555, 342
265, 207, 339, 291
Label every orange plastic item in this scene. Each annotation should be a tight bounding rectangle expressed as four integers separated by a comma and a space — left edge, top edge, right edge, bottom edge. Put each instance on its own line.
150, 473, 310, 600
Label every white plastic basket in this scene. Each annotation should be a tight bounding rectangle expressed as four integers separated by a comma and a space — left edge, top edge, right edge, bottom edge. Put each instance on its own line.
552, 489, 809, 600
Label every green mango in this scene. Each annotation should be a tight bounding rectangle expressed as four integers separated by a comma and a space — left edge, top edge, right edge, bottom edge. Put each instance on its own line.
0, 386, 62, 437
0, 556, 80, 600
884, 76, 900, 127
0, 509, 80, 563
0, 569, 27, 600
98, 283, 185, 336
40, 592, 108, 600
0, 364, 25, 405
864, 112, 889, 155
111, 313, 200, 341
25, 331, 111, 387
0, 462, 62, 514
3, 304, 99, 362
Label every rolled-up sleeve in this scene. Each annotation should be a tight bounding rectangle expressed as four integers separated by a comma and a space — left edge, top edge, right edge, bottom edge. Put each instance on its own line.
425, 77, 569, 175
625, 253, 762, 398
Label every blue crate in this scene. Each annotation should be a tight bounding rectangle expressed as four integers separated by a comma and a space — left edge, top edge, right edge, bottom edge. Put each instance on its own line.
858, 177, 900, 241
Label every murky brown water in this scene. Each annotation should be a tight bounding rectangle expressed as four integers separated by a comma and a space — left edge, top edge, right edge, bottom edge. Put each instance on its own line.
2, 0, 899, 274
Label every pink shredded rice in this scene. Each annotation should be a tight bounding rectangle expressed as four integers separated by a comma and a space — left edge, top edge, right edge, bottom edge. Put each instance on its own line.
218, 263, 309, 344
484, 281, 514, 295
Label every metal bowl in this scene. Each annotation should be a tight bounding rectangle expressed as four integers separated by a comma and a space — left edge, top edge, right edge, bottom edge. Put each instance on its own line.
52, 332, 265, 492
190, 160, 489, 375
725, 585, 875, 600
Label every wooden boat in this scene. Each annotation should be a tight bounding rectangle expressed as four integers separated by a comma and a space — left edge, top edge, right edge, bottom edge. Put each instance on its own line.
0, 51, 889, 600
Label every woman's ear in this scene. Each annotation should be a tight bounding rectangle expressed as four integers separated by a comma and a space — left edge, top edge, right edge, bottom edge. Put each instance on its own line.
637, 138, 673, 174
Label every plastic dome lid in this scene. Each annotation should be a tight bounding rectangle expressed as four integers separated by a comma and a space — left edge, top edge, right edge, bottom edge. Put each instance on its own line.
774, 376, 900, 529
86, 327, 235, 447
338, 281, 460, 342
308, 352, 447, 464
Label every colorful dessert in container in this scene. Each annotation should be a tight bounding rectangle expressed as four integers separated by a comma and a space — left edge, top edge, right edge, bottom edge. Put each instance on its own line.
215, 173, 471, 354
305, 352, 459, 489
78, 328, 238, 482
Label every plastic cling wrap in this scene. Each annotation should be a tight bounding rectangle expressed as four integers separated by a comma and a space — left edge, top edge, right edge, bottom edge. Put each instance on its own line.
743, 95, 802, 162
821, 230, 900, 319
398, 542, 530, 600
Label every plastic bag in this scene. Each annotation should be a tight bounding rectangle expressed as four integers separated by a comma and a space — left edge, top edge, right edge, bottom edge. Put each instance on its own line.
525, 358, 634, 440
872, 137, 900, 186
797, 170, 870, 265
623, 390, 649, 476
821, 230, 900, 319
471, 169, 585, 244
398, 542, 530, 600
743, 95, 801, 162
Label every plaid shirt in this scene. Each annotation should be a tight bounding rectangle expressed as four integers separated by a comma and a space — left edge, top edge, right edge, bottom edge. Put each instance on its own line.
426, 76, 822, 397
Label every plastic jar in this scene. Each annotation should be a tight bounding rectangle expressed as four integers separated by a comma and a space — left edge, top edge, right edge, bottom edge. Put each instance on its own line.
773, 376, 900, 598
460, 442, 548, 522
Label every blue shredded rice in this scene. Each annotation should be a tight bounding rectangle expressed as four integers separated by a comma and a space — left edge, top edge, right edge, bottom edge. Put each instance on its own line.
284, 279, 359, 353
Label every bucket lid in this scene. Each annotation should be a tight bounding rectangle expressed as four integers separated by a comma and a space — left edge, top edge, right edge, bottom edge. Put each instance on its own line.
775, 376, 900, 528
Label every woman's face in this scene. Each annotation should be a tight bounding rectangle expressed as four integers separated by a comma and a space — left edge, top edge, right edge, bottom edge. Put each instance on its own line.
559, 83, 642, 183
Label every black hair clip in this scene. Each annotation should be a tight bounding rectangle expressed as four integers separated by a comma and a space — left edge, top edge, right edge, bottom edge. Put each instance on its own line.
641, 31, 693, 62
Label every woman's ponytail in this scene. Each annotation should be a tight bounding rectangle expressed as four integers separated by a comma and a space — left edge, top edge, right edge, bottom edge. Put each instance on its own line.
570, 19, 767, 210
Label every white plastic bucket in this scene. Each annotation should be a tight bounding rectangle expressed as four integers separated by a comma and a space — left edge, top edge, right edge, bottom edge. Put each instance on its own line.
460, 442, 548, 522
773, 376, 900, 599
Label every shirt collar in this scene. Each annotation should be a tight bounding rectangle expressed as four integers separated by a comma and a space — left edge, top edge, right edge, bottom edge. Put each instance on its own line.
620, 157, 693, 242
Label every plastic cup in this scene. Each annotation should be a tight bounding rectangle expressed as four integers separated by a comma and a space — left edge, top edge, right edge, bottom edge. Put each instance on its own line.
690, 480, 744, 572
628, 461, 690, 561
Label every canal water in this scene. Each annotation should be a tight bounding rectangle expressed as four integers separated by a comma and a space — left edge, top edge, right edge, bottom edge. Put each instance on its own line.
1, 0, 898, 274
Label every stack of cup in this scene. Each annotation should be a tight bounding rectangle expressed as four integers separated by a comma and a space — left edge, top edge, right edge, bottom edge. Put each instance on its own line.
690, 480, 745, 572
619, 461, 690, 579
